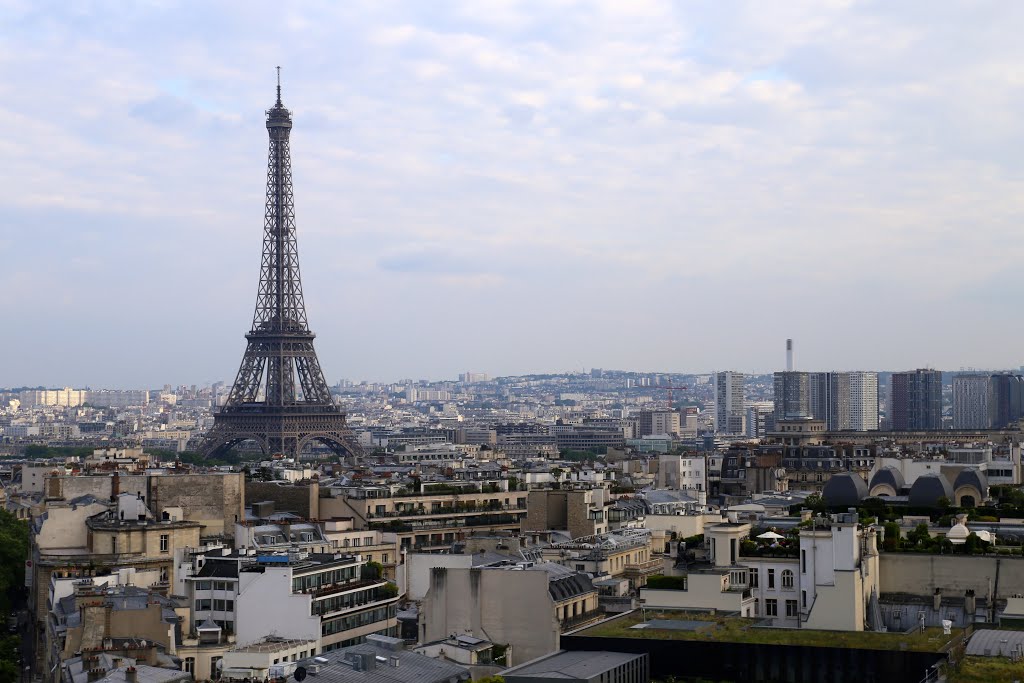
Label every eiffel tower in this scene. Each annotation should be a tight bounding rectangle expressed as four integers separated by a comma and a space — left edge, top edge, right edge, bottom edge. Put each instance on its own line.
200, 71, 361, 460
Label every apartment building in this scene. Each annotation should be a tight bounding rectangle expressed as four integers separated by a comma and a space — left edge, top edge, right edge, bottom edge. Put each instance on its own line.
321, 481, 527, 552
541, 529, 661, 588
714, 372, 746, 435
640, 514, 881, 631
182, 550, 399, 654
522, 488, 608, 538
420, 563, 600, 666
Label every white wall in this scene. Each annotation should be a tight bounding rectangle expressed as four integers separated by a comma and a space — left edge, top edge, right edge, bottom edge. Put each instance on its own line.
235, 568, 320, 647
405, 553, 474, 602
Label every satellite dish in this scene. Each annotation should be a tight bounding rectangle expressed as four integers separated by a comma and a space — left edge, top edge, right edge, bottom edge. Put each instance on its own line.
294, 667, 307, 682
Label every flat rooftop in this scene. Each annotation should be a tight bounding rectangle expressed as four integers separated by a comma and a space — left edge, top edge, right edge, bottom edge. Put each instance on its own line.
231, 638, 316, 654
571, 610, 962, 653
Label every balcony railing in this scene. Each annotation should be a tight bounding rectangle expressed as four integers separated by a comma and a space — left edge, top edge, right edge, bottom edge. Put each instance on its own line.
371, 513, 525, 533
560, 609, 604, 631
623, 559, 662, 576
366, 503, 526, 519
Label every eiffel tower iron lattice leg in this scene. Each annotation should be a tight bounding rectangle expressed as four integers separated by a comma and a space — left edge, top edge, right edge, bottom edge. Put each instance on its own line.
199, 72, 361, 461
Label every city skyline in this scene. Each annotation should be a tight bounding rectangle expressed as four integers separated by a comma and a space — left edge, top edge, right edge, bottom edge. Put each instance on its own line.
4, 3, 1024, 386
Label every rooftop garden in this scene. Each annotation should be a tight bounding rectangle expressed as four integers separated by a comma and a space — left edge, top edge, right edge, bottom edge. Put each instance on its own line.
945, 655, 1024, 683
576, 610, 962, 653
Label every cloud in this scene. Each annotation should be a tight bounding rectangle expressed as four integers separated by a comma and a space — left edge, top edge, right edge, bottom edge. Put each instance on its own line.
2, 2, 1024, 385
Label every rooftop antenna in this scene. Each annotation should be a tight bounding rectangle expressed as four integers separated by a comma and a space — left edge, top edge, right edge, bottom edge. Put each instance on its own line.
276, 66, 282, 105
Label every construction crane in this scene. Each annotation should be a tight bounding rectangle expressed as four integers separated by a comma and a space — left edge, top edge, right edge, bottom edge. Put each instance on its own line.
664, 385, 688, 411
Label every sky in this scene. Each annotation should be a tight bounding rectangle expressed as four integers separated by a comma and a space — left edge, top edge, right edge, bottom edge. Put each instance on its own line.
2, 1, 1024, 388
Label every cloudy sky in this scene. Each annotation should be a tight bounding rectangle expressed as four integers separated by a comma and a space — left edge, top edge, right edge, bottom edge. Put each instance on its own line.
2, 1, 1023, 388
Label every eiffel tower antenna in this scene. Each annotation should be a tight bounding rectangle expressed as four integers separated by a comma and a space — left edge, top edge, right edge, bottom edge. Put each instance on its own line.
199, 73, 361, 461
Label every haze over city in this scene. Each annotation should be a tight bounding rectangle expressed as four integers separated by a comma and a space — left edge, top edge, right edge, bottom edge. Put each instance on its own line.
3, 2, 1024, 387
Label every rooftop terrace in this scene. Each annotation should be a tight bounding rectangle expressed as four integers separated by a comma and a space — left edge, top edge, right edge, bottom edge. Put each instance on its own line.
572, 610, 963, 653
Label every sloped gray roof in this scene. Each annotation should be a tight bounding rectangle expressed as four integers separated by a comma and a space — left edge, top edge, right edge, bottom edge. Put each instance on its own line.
953, 468, 987, 494
822, 473, 868, 507
869, 466, 906, 493
313, 641, 470, 683
504, 650, 646, 681
965, 628, 1024, 657
909, 473, 954, 507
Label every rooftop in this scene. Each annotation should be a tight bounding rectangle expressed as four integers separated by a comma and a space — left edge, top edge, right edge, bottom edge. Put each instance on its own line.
231, 637, 317, 654
503, 649, 645, 679
572, 610, 963, 653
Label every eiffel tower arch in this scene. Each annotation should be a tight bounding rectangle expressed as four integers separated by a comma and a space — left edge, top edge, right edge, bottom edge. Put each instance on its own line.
200, 72, 361, 460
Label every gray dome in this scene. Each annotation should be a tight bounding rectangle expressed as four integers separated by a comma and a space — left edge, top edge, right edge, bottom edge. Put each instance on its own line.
908, 473, 954, 507
953, 468, 988, 494
869, 466, 906, 494
822, 473, 868, 507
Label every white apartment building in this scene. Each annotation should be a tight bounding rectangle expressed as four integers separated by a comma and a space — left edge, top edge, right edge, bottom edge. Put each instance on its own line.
640, 514, 881, 632
714, 372, 746, 435
657, 454, 707, 494
849, 371, 879, 431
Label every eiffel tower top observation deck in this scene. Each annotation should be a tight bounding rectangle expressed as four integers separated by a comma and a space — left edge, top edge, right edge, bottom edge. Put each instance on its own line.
199, 70, 361, 459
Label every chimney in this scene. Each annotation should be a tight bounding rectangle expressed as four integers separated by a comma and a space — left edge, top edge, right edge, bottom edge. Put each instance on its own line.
965, 589, 976, 616
111, 472, 120, 501
786, 339, 794, 372
125, 667, 137, 683
933, 588, 942, 612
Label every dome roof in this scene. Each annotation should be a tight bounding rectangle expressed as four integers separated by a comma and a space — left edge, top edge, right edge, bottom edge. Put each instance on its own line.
954, 468, 988, 493
822, 472, 868, 507
908, 473, 954, 507
869, 466, 906, 493
947, 523, 970, 540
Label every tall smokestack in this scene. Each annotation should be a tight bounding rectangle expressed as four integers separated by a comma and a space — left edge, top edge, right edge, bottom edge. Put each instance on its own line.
786, 339, 794, 372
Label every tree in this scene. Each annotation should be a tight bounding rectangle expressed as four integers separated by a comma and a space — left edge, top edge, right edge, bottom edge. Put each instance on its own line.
476, 676, 504, 683
883, 522, 901, 552
0, 510, 28, 614
803, 493, 826, 514
908, 523, 932, 548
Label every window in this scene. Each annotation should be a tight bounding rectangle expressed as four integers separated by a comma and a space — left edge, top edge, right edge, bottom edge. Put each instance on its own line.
801, 550, 807, 573
352, 538, 361, 547
782, 570, 794, 589
382, 555, 388, 564
159, 534, 169, 553
364, 536, 374, 546
576, 564, 585, 571
786, 600, 798, 617
213, 599, 234, 612
750, 569, 758, 588
195, 599, 211, 611
196, 581, 212, 591
767, 569, 775, 589
184, 658, 194, 676
765, 599, 778, 617
214, 581, 229, 592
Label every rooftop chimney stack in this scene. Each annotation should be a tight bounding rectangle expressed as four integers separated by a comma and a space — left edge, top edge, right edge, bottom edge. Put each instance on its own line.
786, 339, 794, 372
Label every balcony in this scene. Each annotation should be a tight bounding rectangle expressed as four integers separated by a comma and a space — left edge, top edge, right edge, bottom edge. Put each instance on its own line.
623, 559, 662, 577
307, 578, 383, 599
371, 512, 525, 533
560, 609, 605, 631
366, 503, 526, 519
